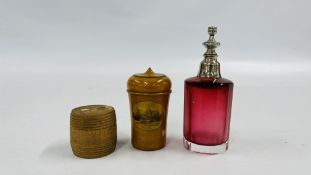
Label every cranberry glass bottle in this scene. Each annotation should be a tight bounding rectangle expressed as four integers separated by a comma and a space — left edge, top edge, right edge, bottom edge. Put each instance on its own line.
183, 27, 233, 154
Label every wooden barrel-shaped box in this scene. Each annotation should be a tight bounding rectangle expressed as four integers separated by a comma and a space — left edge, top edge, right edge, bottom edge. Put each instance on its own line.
70, 105, 117, 158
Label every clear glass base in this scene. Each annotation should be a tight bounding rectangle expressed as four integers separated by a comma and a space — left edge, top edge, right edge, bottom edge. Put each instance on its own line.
183, 137, 228, 154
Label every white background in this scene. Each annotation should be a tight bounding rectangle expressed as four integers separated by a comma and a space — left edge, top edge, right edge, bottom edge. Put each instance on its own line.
1, 0, 311, 174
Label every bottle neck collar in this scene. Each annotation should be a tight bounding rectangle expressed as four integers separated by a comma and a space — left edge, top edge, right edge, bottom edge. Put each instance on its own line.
197, 57, 221, 78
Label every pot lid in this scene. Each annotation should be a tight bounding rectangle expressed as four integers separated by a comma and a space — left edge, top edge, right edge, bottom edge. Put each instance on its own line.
127, 67, 171, 93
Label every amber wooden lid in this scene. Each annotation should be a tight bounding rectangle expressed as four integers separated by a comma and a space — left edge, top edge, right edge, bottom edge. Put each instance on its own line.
127, 67, 171, 93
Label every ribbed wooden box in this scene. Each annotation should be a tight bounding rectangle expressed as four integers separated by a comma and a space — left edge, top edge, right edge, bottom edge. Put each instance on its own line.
70, 105, 117, 158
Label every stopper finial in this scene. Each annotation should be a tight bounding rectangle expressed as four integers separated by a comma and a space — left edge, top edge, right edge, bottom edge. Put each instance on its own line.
208, 26, 217, 36
203, 26, 220, 56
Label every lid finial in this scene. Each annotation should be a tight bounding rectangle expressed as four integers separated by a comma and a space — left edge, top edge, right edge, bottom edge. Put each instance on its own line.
145, 67, 154, 75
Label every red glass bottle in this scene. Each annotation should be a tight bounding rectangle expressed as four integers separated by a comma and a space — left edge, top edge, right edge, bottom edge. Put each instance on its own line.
183, 27, 234, 154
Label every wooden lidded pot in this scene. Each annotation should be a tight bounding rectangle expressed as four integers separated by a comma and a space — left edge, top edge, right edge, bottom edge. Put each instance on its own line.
127, 68, 171, 151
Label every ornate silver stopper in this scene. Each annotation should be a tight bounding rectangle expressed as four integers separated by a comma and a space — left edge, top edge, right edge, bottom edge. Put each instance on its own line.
197, 26, 221, 78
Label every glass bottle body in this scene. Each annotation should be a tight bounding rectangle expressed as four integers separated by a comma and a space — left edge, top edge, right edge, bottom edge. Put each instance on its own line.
183, 77, 233, 154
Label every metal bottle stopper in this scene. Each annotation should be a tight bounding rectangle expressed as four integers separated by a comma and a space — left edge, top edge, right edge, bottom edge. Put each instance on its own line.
198, 26, 221, 78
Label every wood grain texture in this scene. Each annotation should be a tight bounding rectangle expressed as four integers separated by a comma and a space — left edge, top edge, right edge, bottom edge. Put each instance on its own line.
70, 105, 117, 158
